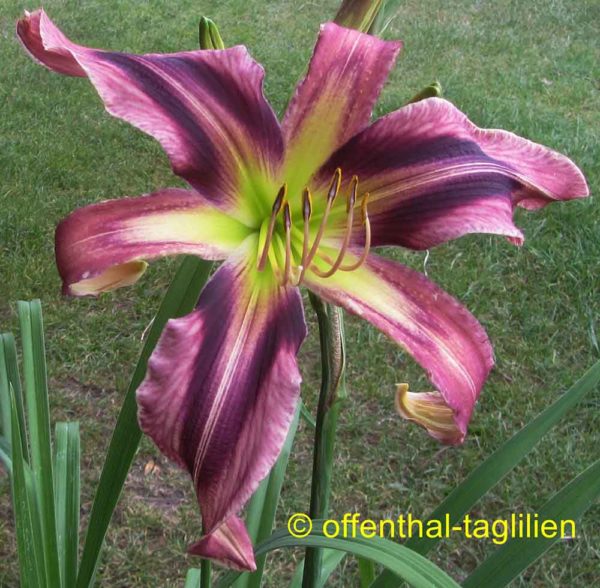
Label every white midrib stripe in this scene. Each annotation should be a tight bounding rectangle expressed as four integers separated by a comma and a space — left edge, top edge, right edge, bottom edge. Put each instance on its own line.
192, 287, 261, 483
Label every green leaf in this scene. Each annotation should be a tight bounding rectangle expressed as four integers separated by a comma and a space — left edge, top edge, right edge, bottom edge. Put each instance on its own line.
371, 359, 600, 588
184, 568, 201, 588
54, 422, 81, 588
300, 399, 316, 429
289, 549, 347, 588
236, 405, 301, 588
18, 300, 61, 587
217, 522, 460, 588
358, 557, 376, 586
77, 256, 213, 588
9, 386, 46, 587
0, 332, 28, 459
463, 459, 600, 587
0, 438, 12, 473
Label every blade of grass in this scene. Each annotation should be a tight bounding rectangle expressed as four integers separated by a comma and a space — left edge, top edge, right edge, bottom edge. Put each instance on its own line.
77, 256, 213, 588
463, 459, 600, 588
0, 332, 28, 459
217, 522, 460, 588
18, 300, 61, 587
9, 386, 46, 587
370, 359, 600, 587
54, 422, 81, 588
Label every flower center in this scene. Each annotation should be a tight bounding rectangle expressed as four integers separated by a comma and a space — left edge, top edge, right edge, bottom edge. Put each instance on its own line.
256, 169, 371, 286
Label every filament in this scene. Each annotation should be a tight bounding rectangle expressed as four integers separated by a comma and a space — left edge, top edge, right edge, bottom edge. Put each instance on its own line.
257, 185, 286, 272
303, 168, 341, 271
340, 193, 371, 272
312, 176, 358, 278
283, 202, 292, 285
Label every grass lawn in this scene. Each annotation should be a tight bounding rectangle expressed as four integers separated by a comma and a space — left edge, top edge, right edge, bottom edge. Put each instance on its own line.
1, 0, 598, 585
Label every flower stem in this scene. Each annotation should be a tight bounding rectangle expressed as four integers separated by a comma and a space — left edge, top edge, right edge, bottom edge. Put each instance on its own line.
302, 293, 347, 588
200, 553, 211, 588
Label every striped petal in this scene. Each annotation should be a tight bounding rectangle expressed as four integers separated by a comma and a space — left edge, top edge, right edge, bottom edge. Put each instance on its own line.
304, 251, 493, 444
314, 98, 588, 250
281, 22, 401, 197
17, 9, 283, 223
137, 239, 307, 568
188, 516, 255, 572
56, 188, 250, 296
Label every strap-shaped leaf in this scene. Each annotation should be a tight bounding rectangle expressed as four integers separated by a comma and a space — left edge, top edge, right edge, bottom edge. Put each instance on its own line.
184, 568, 201, 588
234, 406, 300, 588
463, 458, 600, 587
371, 359, 600, 587
54, 422, 81, 587
0, 332, 28, 460
217, 522, 460, 588
18, 300, 61, 587
9, 386, 46, 587
77, 257, 213, 588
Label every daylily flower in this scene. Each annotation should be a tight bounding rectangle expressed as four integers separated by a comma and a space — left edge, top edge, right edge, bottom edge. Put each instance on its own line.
18, 9, 588, 570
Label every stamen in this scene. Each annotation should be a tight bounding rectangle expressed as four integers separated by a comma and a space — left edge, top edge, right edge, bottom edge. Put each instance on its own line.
303, 168, 342, 272
292, 188, 313, 286
283, 202, 293, 285
340, 193, 371, 272
327, 167, 342, 202
312, 176, 358, 278
257, 184, 286, 272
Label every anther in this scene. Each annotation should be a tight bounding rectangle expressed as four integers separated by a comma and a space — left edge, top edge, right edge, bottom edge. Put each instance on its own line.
347, 175, 358, 212
302, 187, 312, 221
340, 192, 371, 272
293, 188, 313, 285
312, 176, 358, 279
328, 167, 342, 202
257, 184, 286, 272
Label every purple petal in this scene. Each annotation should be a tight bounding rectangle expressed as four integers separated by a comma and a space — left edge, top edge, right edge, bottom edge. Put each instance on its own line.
281, 22, 401, 196
137, 240, 307, 568
314, 98, 588, 250
56, 188, 249, 296
304, 251, 494, 444
188, 516, 256, 572
17, 9, 283, 221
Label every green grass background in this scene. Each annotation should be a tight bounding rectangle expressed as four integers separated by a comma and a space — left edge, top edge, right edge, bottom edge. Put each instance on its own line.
0, 0, 598, 585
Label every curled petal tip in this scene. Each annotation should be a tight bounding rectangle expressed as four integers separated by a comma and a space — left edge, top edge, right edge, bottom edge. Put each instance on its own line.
395, 383, 464, 445
17, 9, 86, 77
188, 517, 256, 571
67, 261, 148, 296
